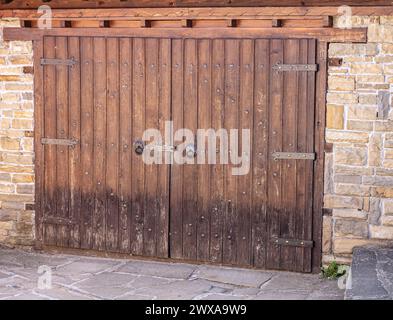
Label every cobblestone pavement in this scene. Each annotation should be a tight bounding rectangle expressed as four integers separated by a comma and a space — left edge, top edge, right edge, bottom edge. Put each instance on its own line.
0, 248, 344, 300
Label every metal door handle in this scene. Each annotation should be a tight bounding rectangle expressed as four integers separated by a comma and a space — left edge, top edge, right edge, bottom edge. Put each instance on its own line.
134, 140, 145, 155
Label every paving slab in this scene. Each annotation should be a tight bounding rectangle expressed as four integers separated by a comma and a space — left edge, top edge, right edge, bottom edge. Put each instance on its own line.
0, 249, 345, 300
193, 265, 273, 288
117, 260, 196, 279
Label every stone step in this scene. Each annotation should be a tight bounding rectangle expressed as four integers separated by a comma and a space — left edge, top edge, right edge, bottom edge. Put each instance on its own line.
345, 246, 393, 300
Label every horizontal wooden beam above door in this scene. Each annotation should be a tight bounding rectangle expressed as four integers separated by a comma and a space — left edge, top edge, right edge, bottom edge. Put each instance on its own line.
3, 27, 367, 42
1, 0, 392, 9
1, 6, 393, 19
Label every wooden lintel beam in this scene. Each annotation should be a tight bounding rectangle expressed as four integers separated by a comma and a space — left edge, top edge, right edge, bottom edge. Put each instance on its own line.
1, 6, 393, 20
2, 27, 368, 43
1, 1, 393, 9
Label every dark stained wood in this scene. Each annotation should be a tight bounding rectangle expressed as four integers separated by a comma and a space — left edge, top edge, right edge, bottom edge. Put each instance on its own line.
251, 39, 269, 269
79, 37, 94, 249
196, 39, 211, 262
33, 39, 44, 249
106, 38, 120, 252
119, 38, 132, 253
42, 36, 57, 247
170, 39, 184, 260
266, 39, 283, 270
35, 34, 325, 272
182, 39, 198, 261
156, 39, 171, 259
237, 39, 253, 266
131, 38, 146, 256
144, 38, 159, 257
209, 39, 225, 264
68, 36, 81, 249
313, 41, 328, 273
92, 37, 107, 251
280, 39, 298, 271
3, 27, 368, 43
223, 39, 240, 265
55, 36, 70, 248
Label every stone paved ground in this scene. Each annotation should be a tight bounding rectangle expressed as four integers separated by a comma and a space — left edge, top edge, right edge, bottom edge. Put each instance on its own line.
0, 248, 344, 300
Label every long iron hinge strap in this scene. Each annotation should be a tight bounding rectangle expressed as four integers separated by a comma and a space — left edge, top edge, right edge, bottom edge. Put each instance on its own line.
40, 58, 77, 66
272, 152, 316, 160
272, 64, 318, 72
41, 138, 79, 147
271, 238, 314, 248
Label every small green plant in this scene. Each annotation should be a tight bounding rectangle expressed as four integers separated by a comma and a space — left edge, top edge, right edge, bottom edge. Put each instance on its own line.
321, 261, 348, 280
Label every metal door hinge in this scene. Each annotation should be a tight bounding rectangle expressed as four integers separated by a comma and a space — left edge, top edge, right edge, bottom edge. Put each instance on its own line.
41, 138, 79, 147
271, 238, 314, 248
272, 152, 316, 160
272, 63, 318, 72
40, 58, 77, 66
42, 216, 77, 226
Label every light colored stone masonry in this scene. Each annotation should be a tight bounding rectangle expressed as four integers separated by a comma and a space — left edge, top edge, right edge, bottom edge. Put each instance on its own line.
324, 16, 393, 265
0, 19, 34, 247
1, 16, 393, 265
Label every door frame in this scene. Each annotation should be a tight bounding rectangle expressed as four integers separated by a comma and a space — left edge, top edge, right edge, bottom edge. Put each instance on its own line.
4, 26, 330, 273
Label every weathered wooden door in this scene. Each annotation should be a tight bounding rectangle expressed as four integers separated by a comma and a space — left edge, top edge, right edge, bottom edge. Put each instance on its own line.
36, 36, 320, 272
169, 38, 317, 272
38, 36, 171, 257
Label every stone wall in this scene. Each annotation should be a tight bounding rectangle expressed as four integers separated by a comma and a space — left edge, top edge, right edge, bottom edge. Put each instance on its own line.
323, 16, 393, 264
0, 19, 35, 247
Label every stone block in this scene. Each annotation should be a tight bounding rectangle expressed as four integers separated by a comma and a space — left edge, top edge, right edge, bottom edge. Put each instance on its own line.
326, 104, 344, 129
335, 147, 367, 166
334, 219, 369, 238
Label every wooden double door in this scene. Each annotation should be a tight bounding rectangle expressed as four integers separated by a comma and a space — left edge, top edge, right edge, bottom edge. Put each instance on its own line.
36, 36, 321, 272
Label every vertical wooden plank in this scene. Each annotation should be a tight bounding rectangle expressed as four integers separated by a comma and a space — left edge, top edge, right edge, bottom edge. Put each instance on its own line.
223, 39, 240, 265
33, 39, 44, 249
252, 39, 269, 268
106, 38, 120, 252
68, 36, 81, 249
236, 39, 254, 266
43, 36, 57, 246
119, 38, 132, 253
182, 39, 198, 261
305, 39, 317, 273
144, 38, 159, 257
131, 38, 146, 256
170, 39, 184, 259
92, 37, 107, 251
55, 36, 70, 248
80, 37, 94, 249
157, 38, 171, 258
280, 39, 299, 271
295, 39, 309, 272
266, 39, 283, 270
209, 39, 225, 264
313, 40, 325, 274
196, 39, 211, 262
